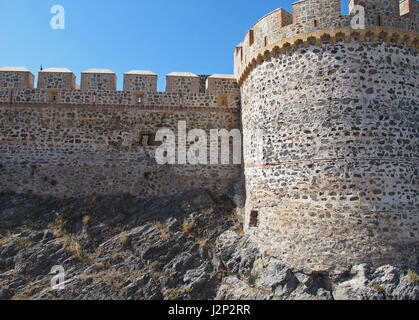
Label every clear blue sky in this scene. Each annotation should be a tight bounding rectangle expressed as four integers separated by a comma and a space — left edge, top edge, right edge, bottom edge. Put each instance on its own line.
0, 0, 349, 91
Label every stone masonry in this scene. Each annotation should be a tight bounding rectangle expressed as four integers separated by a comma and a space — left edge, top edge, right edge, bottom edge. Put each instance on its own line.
237, 0, 418, 272
0, 69, 241, 199
0, 0, 418, 273
37, 68, 76, 90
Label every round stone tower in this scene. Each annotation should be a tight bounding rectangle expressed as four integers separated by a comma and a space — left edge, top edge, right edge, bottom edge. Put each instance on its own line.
235, 0, 418, 272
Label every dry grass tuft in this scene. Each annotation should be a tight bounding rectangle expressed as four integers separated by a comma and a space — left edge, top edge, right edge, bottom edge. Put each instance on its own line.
82, 215, 90, 225
120, 233, 129, 245
49, 213, 91, 262
407, 269, 419, 283
182, 222, 194, 236
155, 221, 168, 239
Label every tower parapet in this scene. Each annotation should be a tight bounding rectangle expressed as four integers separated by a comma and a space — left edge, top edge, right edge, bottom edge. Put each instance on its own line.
166, 72, 200, 93
123, 70, 157, 92
206, 74, 240, 94
0, 67, 240, 109
253, 8, 293, 50
0, 67, 34, 88
37, 68, 76, 90
0, 67, 239, 96
292, 0, 341, 27
234, 0, 419, 80
81, 69, 117, 91
399, 0, 419, 22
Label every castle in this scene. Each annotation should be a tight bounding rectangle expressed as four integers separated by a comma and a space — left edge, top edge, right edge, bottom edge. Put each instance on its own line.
0, 0, 418, 273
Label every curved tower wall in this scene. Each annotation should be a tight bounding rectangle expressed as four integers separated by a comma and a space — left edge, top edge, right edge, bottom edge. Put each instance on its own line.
238, 0, 418, 272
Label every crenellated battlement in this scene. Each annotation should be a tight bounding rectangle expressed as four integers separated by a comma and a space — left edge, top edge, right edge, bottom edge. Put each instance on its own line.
38, 68, 76, 90
0, 67, 35, 89
0, 68, 240, 109
0, 88, 241, 110
234, 0, 419, 81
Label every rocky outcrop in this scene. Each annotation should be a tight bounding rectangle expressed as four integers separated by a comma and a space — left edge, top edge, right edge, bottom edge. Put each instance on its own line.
0, 190, 417, 300
215, 234, 418, 300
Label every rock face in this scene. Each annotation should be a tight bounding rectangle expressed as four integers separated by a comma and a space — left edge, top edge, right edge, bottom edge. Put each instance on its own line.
0, 189, 235, 300
0, 189, 417, 300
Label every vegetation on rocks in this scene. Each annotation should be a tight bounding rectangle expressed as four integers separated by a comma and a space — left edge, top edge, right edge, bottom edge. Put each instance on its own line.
0, 189, 417, 300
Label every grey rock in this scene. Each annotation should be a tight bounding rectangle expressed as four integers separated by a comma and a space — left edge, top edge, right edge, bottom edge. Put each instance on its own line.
0, 286, 14, 300
0, 192, 417, 301
391, 274, 419, 300
216, 231, 259, 279
124, 281, 139, 299
332, 264, 419, 300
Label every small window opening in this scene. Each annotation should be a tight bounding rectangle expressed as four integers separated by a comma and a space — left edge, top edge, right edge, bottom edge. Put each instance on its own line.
47, 90, 59, 104
135, 92, 144, 105
141, 134, 151, 146
249, 210, 259, 228
313, 20, 318, 31
264, 36, 268, 47
249, 30, 254, 46
179, 94, 183, 106
377, 16, 382, 26
219, 94, 228, 107
139, 132, 161, 147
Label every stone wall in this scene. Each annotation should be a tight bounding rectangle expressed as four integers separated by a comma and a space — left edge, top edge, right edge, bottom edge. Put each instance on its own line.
240, 39, 418, 272
199, 75, 210, 93
400, 0, 419, 23
81, 70, 117, 91
0, 90, 10, 103
123, 71, 158, 92
0, 103, 241, 198
206, 75, 241, 95
14, 89, 48, 104
0, 69, 34, 89
37, 70, 76, 90
60, 90, 94, 104
0, 68, 241, 199
0, 88, 240, 109
166, 73, 200, 93
254, 8, 293, 49
292, 0, 341, 26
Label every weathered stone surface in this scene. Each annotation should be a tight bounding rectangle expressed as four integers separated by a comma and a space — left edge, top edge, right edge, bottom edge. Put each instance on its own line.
0, 105, 241, 198
0, 1, 418, 293
0, 191, 417, 300
241, 39, 418, 272
333, 264, 419, 300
